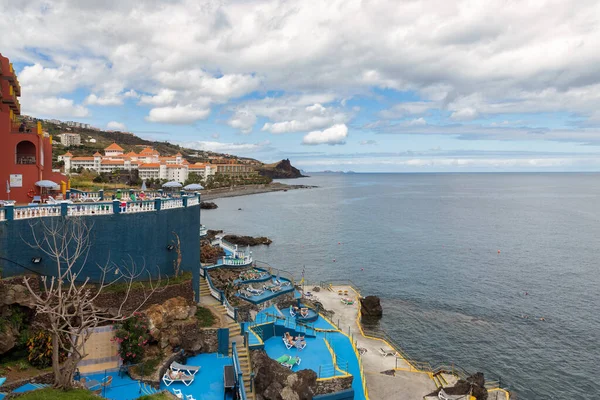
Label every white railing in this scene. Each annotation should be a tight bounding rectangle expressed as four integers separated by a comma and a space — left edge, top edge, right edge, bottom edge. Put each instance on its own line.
122, 201, 156, 213
162, 198, 184, 209
221, 255, 253, 266
209, 285, 221, 301
67, 203, 113, 216
0, 209, 4, 221
224, 297, 236, 319
187, 196, 199, 206
200, 225, 208, 237
220, 239, 237, 253
14, 205, 61, 220
199, 267, 205, 278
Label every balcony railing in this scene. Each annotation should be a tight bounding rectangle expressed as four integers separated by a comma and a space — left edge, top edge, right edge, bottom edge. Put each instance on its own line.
0, 193, 201, 222
16, 156, 36, 165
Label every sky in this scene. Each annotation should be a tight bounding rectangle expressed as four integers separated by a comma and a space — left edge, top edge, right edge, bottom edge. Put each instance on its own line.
3, 0, 600, 172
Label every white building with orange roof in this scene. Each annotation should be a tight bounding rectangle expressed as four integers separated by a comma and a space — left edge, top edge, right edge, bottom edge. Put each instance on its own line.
60, 144, 217, 182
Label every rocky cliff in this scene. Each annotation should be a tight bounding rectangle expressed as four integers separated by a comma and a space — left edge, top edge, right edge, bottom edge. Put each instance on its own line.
257, 159, 306, 179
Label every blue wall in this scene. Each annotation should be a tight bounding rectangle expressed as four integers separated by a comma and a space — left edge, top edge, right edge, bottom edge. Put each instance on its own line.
0, 206, 201, 293
313, 389, 355, 400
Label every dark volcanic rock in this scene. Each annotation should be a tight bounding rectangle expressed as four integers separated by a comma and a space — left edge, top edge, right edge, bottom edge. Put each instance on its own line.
257, 159, 306, 179
223, 234, 272, 246
434, 372, 488, 400
360, 295, 383, 318
200, 201, 218, 209
252, 350, 316, 400
200, 244, 225, 264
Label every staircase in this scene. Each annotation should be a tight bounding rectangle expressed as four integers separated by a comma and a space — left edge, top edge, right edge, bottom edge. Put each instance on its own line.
432, 372, 448, 388
199, 277, 211, 298
236, 345, 256, 400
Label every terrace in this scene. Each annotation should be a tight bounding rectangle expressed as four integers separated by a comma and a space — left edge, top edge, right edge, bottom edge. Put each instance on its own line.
0, 193, 200, 222
244, 306, 367, 400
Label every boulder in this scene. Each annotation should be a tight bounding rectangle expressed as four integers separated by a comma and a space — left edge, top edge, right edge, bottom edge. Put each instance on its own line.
252, 350, 317, 400
145, 296, 196, 345
360, 295, 383, 318
438, 372, 488, 400
311, 286, 321, 292
223, 235, 273, 246
0, 326, 18, 354
200, 201, 218, 209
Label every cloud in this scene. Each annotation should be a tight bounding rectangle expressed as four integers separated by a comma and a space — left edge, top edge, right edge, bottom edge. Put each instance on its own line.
211, 133, 220, 139
406, 117, 427, 126
451, 107, 478, 121
21, 96, 89, 118
302, 124, 348, 145
123, 90, 140, 98
360, 140, 377, 145
146, 104, 210, 124
179, 140, 272, 154
107, 121, 126, 130
85, 93, 123, 106
139, 89, 177, 106
227, 109, 257, 134
261, 102, 350, 134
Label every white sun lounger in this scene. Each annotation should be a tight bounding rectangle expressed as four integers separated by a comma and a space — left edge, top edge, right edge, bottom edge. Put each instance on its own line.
438, 388, 470, 400
162, 371, 195, 386
170, 361, 201, 376
378, 348, 399, 357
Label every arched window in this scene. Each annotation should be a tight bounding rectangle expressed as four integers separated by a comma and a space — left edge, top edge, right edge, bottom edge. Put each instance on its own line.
16, 140, 36, 165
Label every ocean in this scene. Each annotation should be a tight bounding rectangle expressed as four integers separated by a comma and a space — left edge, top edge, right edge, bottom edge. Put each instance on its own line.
201, 173, 599, 399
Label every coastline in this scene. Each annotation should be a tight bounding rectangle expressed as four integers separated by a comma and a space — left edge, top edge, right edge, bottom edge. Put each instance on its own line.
200, 182, 315, 201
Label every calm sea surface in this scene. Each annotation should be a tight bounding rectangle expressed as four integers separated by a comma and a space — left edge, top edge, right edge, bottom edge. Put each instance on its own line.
201, 173, 599, 399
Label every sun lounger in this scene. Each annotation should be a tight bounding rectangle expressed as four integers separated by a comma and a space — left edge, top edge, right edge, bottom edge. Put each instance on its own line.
275, 355, 291, 364
341, 297, 354, 305
379, 348, 399, 357
295, 340, 306, 350
438, 388, 469, 400
171, 361, 201, 376
283, 336, 294, 350
162, 371, 195, 386
281, 356, 301, 369
172, 388, 183, 399
186, 395, 197, 400
289, 306, 296, 317
246, 285, 263, 295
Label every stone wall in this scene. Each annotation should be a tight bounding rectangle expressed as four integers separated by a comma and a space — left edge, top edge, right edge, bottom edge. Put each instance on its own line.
314, 376, 354, 396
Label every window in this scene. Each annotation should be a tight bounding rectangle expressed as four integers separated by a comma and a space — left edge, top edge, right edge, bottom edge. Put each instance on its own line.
16, 140, 36, 165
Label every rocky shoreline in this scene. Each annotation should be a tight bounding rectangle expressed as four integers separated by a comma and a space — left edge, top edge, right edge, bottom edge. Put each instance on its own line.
200, 182, 315, 201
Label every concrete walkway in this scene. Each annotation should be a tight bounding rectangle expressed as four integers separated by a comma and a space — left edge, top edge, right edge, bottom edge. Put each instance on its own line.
314, 285, 437, 400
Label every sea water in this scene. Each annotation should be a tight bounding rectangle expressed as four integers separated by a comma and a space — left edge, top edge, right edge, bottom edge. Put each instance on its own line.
201, 173, 599, 399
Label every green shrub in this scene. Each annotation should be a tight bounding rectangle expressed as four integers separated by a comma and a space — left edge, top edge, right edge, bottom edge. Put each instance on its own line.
196, 306, 217, 327
27, 330, 66, 368
113, 313, 150, 364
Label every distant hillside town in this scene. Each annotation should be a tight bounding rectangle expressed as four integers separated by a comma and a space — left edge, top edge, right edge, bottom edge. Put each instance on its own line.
59, 143, 257, 183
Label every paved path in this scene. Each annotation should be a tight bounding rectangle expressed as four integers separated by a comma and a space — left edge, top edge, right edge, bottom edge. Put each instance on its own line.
313, 285, 437, 400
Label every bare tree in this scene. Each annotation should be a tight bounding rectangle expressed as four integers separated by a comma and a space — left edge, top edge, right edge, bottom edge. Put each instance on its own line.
22, 217, 161, 389
171, 231, 182, 277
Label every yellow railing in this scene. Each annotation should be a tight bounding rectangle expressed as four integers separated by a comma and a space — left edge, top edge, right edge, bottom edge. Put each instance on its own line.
319, 336, 351, 381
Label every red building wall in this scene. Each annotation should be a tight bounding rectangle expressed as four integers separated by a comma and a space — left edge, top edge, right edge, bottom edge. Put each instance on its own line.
0, 53, 67, 204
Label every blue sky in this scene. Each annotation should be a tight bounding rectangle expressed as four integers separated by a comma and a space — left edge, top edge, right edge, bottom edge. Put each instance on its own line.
4, 0, 600, 172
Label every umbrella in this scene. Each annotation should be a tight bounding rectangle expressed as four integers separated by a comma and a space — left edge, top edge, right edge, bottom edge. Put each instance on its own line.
183, 183, 204, 191
162, 181, 182, 188
35, 180, 59, 189
141, 180, 147, 191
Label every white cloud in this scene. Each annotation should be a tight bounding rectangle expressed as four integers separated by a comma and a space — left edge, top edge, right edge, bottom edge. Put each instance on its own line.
451, 107, 479, 121
123, 90, 140, 98
21, 97, 89, 118
406, 117, 427, 126
302, 124, 348, 146
107, 121, 126, 130
139, 89, 177, 106
180, 140, 271, 154
228, 109, 257, 134
146, 104, 210, 124
360, 140, 377, 145
85, 93, 123, 106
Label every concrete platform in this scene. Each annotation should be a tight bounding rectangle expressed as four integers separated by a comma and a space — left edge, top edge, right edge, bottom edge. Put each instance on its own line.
312, 285, 437, 400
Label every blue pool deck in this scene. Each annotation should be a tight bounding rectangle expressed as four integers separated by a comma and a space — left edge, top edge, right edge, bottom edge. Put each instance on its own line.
236, 277, 295, 304
79, 353, 233, 400
246, 306, 366, 400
